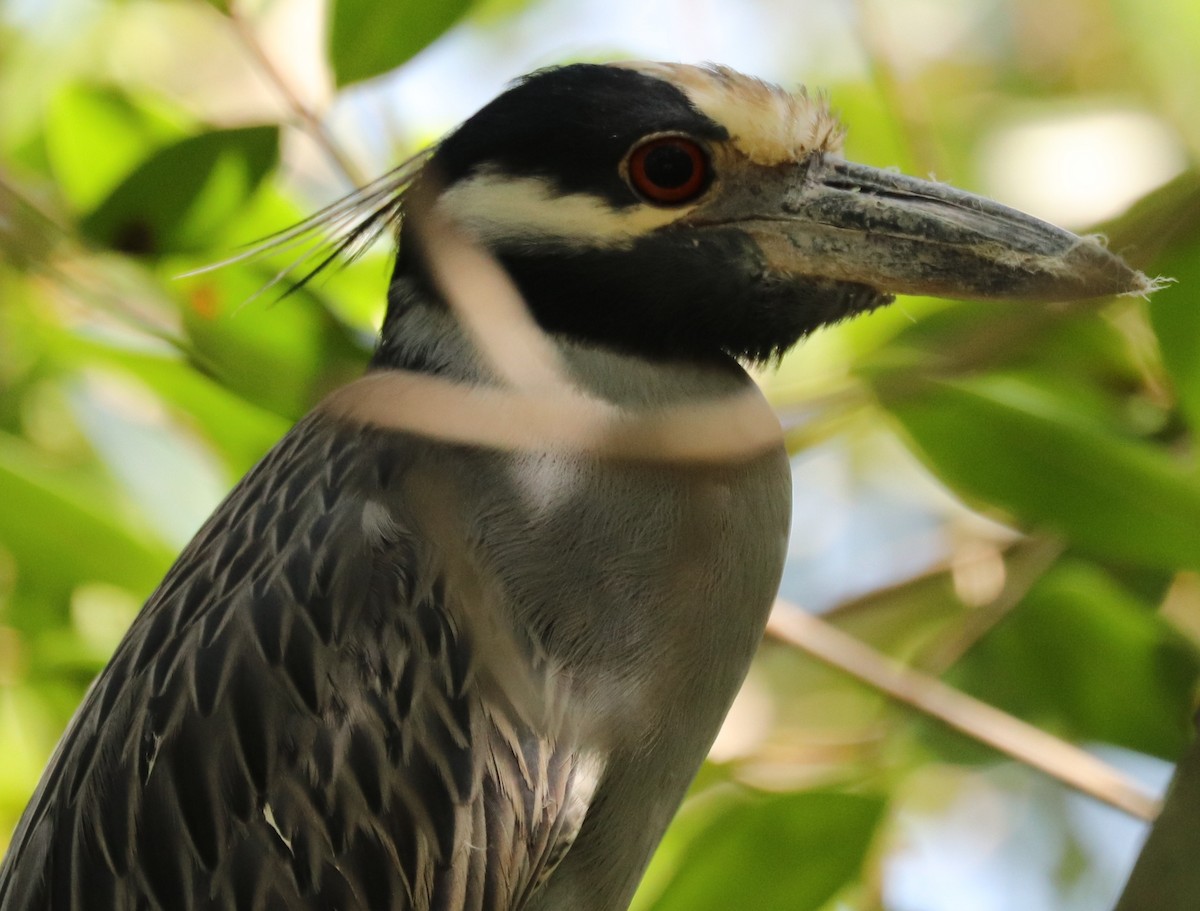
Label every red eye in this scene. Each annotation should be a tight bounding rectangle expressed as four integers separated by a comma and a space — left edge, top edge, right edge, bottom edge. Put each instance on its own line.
626, 135, 710, 205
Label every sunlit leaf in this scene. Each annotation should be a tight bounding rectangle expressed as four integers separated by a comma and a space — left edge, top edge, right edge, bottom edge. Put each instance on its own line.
48, 336, 289, 475
642, 790, 885, 911
883, 375, 1200, 571
950, 560, 1199, 759
176, 268, 371, 420
0, 434, 172, 613
1108, 0, 1200, 155
44, 84, 186, 212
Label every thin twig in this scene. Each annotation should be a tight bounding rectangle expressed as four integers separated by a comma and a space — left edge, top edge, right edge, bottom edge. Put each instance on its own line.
767, 599, 1162, 821
228, 6, 366, 188
0, 168, 68, 234
0, 172, 192, 346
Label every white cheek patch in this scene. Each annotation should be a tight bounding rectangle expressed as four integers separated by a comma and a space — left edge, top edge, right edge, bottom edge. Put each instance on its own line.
618, 62, 845, 166
436, 168, 690, 248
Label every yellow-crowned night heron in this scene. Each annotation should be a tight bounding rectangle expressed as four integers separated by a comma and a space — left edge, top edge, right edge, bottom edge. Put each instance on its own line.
0, 62, 1148, 911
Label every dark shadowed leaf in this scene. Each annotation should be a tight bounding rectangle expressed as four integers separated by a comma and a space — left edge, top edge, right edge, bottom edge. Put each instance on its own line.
80, 126, 278, 257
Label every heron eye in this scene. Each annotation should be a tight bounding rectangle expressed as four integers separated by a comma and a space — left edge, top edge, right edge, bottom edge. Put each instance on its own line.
626, 136, 710, 205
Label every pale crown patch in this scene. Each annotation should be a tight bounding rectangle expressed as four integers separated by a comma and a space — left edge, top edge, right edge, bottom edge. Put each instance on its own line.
618, 62, 845, 165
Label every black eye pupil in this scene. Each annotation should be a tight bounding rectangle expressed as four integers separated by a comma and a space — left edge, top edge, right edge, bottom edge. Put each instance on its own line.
642, 144, 695, 188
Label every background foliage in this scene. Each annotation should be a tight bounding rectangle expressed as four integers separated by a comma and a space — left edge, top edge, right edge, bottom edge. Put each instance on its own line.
2, 0, 1199, 908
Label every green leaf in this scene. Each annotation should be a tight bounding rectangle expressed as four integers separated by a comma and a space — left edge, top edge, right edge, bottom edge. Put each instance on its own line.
329, 0, 473, 87
949, 560, 1199, 758
860, 296, 1141, 392
44, 84, 186, 212
884, 375, 1200, 571
80, 126, 278, 257
54, 339, 289, 476
176, 267, 371, 420
1108, 0, 1200, 155
642, 790, 885, 911
1149, 245, 1200, 437
0, 434, 173, 613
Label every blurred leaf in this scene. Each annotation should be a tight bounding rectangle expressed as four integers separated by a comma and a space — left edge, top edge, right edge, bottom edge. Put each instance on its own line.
949, 559, 1200, 758
643, 789, 884, 911
44, 84, 186, 212
0, 688, 64, 849
168, 180, 393, 335
1097, 171, 1200, 444
836, 80, 915, 173
1109, 0, 1200, 154
0, 434, 172, 613
828, 565, 967, 659
66, 374, 233, 548
827, 538, 1058, 653
884, 375, 1200, 571
471, 0, 541, 20
177, 269, 370, 419
80, 126, 278, 257
1148, 247, 1200, 439
1101, 170, 1200, 268
329, 0, 472, 87
861, 295, 1142, 393
49, 337, 289, 475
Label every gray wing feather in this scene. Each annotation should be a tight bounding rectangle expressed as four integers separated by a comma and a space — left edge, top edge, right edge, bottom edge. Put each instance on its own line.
0, 416, 588, 911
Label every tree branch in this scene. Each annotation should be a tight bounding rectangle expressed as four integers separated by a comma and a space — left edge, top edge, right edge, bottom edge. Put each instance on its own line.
767, 600, 1161, 820
228, 5, 366, 188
